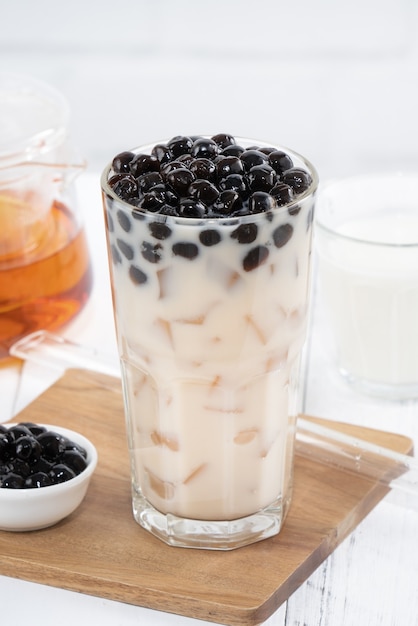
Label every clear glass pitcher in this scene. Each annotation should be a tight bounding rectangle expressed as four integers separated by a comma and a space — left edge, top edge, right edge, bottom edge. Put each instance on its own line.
0, 73, 92, 357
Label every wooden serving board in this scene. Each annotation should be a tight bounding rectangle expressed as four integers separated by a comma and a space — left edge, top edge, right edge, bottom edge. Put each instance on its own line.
0, 369, 413, 626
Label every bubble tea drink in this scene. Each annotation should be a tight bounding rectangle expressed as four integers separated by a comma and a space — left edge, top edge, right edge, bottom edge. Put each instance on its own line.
101, 134, 318, 549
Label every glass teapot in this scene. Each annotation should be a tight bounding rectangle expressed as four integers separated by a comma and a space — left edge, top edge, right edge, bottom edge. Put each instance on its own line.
0, 73, 92, 357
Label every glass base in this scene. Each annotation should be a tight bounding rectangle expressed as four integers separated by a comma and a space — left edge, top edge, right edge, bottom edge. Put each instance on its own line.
340, 368, 418, 401
132, 489, 288, 550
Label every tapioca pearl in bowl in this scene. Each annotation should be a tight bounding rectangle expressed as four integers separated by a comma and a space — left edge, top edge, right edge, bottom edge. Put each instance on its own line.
0, 423, 98, 532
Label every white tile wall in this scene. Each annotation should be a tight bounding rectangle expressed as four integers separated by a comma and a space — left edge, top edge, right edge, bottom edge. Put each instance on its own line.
3, 0, 418, 180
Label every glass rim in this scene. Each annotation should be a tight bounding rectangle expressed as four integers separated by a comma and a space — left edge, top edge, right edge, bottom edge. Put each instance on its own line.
100, 137, 319, 226
316, 173, 418, 249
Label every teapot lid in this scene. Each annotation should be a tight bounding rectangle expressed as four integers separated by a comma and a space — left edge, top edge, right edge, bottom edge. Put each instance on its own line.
0, 72, 70, 168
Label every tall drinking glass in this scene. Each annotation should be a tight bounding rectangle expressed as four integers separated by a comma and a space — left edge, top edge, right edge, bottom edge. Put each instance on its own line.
101, 136, 318, 549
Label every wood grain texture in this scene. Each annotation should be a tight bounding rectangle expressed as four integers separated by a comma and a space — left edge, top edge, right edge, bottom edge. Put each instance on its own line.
0, 369, 413, 626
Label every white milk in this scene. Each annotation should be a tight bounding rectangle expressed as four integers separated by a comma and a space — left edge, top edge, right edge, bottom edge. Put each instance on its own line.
317, 213, 418, 390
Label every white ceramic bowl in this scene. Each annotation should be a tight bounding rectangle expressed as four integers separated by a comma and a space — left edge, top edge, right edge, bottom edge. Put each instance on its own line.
0, 424, 98, 531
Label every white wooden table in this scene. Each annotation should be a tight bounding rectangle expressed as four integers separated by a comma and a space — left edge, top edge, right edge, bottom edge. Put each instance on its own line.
0, 173, 417, 626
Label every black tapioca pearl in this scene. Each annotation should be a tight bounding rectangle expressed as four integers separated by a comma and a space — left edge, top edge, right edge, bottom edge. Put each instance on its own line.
219, 174, 248, 196
268, 151, 294, 175
248, 191, 276, 215
270, 182, 294, 207
191, 138, 219, 160
222, 144, 244, 157
177, 153, 194, 167
160, 160, 187, 180
178, 198, 206, 218
151, 143, 172, 164
243, 246, 270, 271
199, 229, 222, 246
167, 168, 195, 194
189, 158, 216, 181
282, 168, 312, 194
248, 165, 277, 192
142, 189, 167, 212
259, 146, 276, 155
211, 189, 243, 216
110, 244, 122, 265
112, 151, 135, 174
137, 171, 164, 193
216, 156, 244, 179
172, 242, 199, 259
289, 204, 301, 216
109, 174, 139, 201
131, 207, 146, 221
212, 133, 235, 149
231, 222, 258, 244
117, 209, 132, 233
240, 150, 268, 171
167, 135, 194, 158
273, 223, 294, 248
117, 238, 134, 260
129, 265, 148, 285
148, 221, 172, 240
188, 179, 219, 205
130, 153, 160, 177
141, 241, 163, 264
105, 210, 114, 232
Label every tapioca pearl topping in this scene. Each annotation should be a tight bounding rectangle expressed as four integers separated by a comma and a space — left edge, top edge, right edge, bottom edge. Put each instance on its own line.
109, 174, 139, 201
188, 179, 219, 205
167, 135, 194, 158
142, 189, 167, 212
129, 264, 148, 285
151, 143, 172, 164
240, 149, 268, 171
218, 173, 248, 197
172, 242, 199, 260
189, 158, 216, 181
191, 137, 219, 160
107, 135, 314, 220
211, 133, 236, 149
130, 153, 160, 177
141, 241, 164, 264
137, 171, 164, 194
273, 223, 294, 248
148, 221, 172, 240
270, 183, 294, 207
243, 245, 270, 272
221, 144, 244, 157
199, 229, 222, 246
249, 191, 276, 215
268, 150, 294, 175
216, 156, 244, 179
231, 222, 258, 244
117, 238, 135, 260
112, 151, 135, 174
282, 168, 312, 194
248, 165, 277, 192
117, 209, 132, 233
211, 189, 243, 216
167, 167, 195, 194
178, 198, 206, 218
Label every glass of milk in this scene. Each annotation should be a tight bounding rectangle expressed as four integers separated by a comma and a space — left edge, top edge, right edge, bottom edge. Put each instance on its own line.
315, 174, 418, 399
